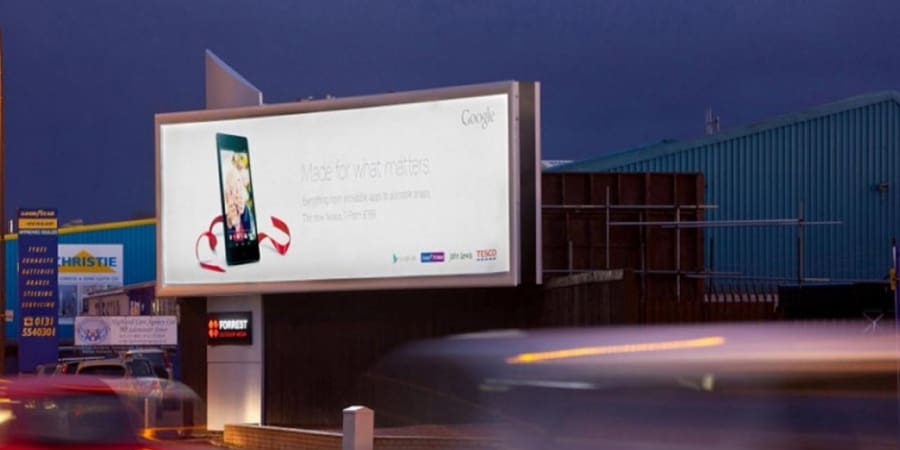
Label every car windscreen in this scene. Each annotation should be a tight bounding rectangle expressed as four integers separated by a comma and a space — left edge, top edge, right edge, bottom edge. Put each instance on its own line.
77, 365, 126, 377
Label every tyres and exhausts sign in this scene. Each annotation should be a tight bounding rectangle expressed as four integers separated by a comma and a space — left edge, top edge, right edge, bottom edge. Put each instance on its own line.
207, 311, 252, 346
17, 208, 60, 373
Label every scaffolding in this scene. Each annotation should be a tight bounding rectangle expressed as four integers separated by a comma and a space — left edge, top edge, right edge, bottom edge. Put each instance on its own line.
544, 186, 842, 302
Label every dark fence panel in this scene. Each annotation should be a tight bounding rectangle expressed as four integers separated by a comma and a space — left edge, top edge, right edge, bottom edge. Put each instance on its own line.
176, 296, 208, 425
541, 270, 639, 326
263, 287, 541, 427
542, 172, 705, 303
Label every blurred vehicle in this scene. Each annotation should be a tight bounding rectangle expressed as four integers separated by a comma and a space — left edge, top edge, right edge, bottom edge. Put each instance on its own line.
120, 354, 179, 411
122, 349, 173, 381
0, 375, 163, 449
102, 377, 207, 443
365, 322, 900, 450
74, 359, 164, 407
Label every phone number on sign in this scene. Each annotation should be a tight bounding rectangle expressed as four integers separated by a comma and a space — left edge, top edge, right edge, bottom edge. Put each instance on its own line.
22, 327, 56, 337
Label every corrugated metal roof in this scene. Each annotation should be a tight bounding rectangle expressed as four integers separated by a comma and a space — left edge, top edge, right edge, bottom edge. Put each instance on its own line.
550, 91, 900, 172
549, 91, 900, 284
548, 139, 678, 172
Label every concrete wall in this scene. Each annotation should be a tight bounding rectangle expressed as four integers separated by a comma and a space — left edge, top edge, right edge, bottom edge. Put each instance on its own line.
207, 295, 263, 430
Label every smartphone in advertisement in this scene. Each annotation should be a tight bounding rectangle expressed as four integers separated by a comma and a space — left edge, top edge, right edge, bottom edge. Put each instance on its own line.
216, 133, 261, 266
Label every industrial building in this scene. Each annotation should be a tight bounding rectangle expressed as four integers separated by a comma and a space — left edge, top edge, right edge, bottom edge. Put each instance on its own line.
549, 91, 900, 288
2, 219, 162, 371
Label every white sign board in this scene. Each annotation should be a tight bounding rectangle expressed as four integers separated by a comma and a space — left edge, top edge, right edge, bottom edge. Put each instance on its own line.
74, 316, 177, 347
157, 82, 526, 295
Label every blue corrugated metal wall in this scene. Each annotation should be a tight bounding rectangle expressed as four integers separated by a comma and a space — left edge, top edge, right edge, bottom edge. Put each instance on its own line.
551, 93, 900, 284
4, 220, 156, 340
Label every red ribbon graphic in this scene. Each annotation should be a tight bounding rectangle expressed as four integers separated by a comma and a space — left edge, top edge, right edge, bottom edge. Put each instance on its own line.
195, 215, 291, 273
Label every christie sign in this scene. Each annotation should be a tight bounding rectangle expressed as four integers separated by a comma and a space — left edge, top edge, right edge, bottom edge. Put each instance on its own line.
58, 244, 124, 324
207, 311, 252, 346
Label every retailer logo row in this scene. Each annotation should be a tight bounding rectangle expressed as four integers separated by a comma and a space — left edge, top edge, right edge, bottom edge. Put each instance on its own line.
392, 249, 499, 264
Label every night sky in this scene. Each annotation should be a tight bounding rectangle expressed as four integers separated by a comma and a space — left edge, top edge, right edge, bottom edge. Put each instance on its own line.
1, 0, 899, 224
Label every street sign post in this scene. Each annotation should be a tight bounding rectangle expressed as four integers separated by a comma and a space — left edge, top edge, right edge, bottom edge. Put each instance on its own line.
16, 208, 59, 373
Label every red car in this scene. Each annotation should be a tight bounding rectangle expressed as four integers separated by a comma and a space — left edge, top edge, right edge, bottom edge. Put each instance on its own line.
0, 375, 164, 449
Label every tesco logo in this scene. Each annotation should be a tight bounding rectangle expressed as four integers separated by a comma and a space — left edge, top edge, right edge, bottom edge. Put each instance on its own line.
476, 249, 497, 261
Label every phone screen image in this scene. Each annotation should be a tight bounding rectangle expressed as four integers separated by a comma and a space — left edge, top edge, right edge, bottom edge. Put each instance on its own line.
216, 133, 261, 266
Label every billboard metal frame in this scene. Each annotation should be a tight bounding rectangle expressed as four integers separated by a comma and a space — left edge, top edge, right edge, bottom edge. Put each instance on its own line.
155, 81, 540, 297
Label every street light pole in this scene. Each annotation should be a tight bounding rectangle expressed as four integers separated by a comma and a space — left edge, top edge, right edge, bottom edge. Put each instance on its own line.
0, 27, 8, 375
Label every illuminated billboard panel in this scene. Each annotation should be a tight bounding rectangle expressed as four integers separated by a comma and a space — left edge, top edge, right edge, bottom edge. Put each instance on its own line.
156, 82, 538, 296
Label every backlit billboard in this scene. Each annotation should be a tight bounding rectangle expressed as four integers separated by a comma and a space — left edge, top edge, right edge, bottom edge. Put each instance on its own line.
156, 81, 540, 296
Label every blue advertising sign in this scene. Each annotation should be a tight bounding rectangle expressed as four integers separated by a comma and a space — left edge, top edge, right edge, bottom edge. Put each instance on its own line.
17, 208, 59, 373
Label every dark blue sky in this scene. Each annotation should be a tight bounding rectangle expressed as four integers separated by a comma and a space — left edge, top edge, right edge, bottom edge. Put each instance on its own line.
1, 0, 899, 224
